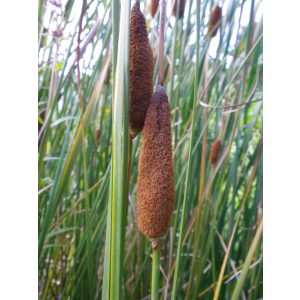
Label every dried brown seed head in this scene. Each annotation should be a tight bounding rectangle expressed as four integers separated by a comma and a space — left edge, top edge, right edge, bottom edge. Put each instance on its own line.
103, 66, 111, 85
150, 0, 159, 17
171, 0, 186, 19
130, 1, 154, 138
95, 128, 101, 143
137, 86, 174, 239
208, 5, 222, 38
209, 139, 222, 165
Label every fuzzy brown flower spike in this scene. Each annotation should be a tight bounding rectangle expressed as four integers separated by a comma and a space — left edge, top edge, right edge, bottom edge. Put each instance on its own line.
209, 139, 222, 165
130, 1, 154, 138
150, 0, 159, 17
137, 86, 174, 239
208, 5, 222, 37
171, 0, 186, 19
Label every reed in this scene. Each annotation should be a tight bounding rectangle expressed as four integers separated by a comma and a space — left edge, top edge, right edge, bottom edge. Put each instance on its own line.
102, 0, 131, 299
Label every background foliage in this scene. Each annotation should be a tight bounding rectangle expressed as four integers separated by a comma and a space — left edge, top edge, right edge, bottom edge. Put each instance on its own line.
38, 0, 263, 299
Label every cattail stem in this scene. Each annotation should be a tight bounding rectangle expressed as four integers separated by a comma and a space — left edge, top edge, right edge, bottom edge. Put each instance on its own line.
151, 241, 160, 300
158, 0, 165, 86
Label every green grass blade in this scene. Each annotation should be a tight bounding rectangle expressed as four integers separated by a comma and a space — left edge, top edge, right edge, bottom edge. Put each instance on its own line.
231, 217, 263, 300
102, 1, 131, 299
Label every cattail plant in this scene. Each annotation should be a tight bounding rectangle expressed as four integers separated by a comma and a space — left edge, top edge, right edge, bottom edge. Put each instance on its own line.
136, 0, 174, 299
209, 139, 222, 165
38, 0, 263, 298
207, 4, 222, 37
150, 0, 159, 17
137, 86, 174, 239
171, 0, 186, 19
129, 1, 154, 138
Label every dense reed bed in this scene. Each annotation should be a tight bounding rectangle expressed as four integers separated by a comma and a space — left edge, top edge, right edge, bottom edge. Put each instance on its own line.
38, 0, 263, 299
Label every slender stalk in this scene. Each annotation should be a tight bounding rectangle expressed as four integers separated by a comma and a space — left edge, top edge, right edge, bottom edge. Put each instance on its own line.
151, 241, 160, 300
102, 1, 131, 299
112, 0, 120, 78
158, 0, 165, 86
149, 1, 165, 298
231, 218, 263, 300
198, 54, 209, 200
171, 0, 200, 298
168, 1, 179, 105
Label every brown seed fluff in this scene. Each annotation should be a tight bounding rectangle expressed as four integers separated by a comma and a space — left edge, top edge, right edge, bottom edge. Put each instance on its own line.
137, 86, 174, 239
130, 1, 154, 138
171, 0, 186, 19
209, 139, 222, 165
150, 0, 159, 17
208, 5, 222, 37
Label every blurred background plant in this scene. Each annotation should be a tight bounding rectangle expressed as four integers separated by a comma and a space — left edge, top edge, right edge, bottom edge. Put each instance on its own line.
38, 0, 263, 299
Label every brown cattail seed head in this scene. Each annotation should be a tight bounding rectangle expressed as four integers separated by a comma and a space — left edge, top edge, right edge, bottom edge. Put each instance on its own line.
210, 139, 222, 165
208, 5, 222, 37
171, 0, 186, 19
150, 0, 159, 17
137, 86, 174, 239
103, 66, 111, 85
95, 128, 101, 143
130, 2, 154, 138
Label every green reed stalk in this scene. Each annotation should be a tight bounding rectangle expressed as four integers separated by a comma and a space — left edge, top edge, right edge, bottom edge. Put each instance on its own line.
171, 0, 200, 298
151, 243, 160, 300
102, 0, 131, 299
